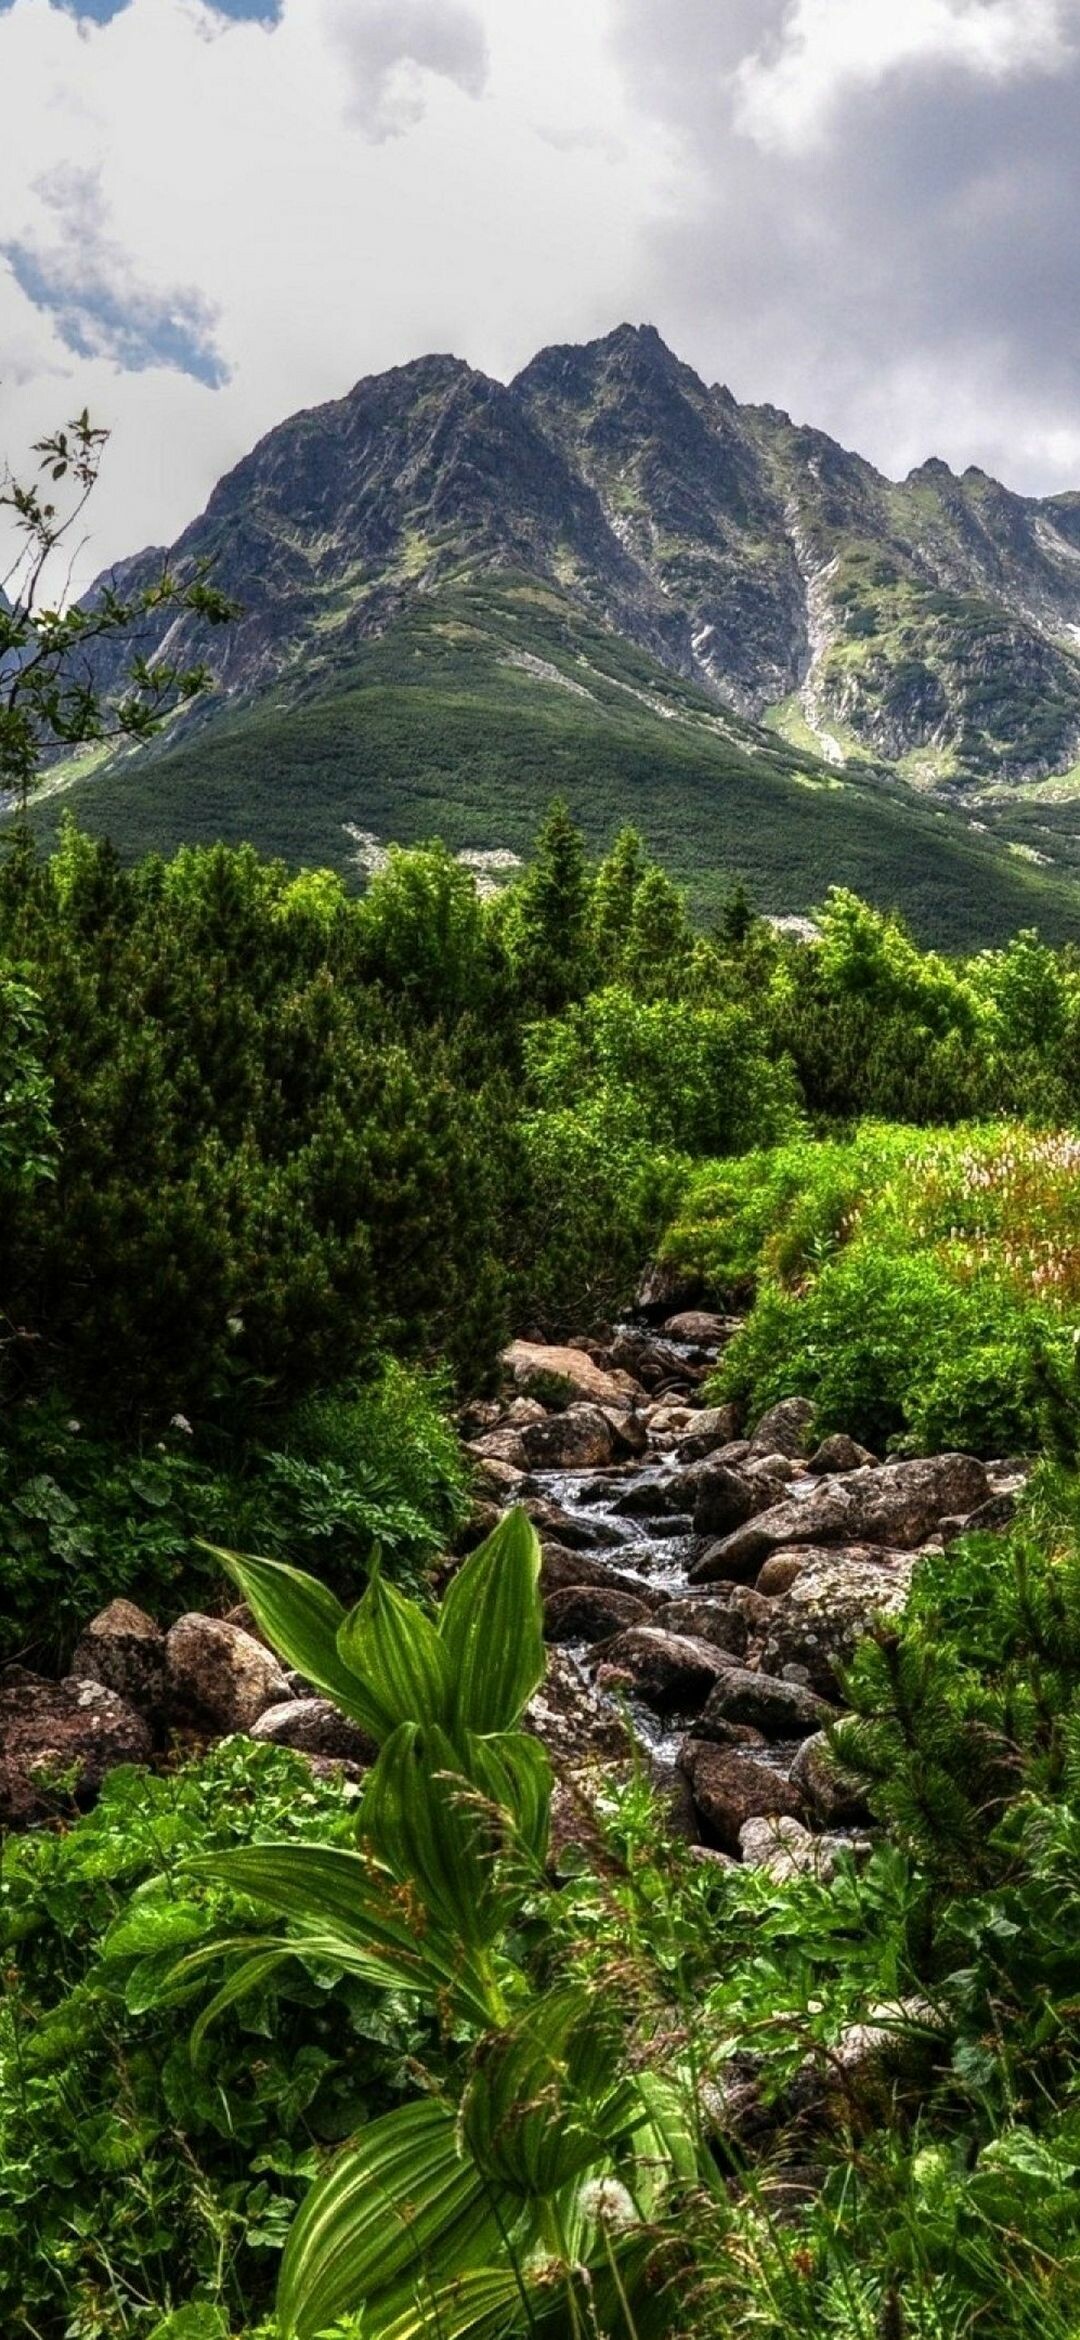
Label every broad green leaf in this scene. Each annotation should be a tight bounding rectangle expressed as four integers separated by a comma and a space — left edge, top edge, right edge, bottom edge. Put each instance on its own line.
277, 2098, 515, 2340
466, 1730, 552, 1869
359, 1724, 507, 1952
185, 1847, 496, 2025
460, 1989, 640, 2199
439, 1508, 545, 1737
198, 1542, 379, 1729
337, 1567, 455, 1739
378, 2264, 529, 2340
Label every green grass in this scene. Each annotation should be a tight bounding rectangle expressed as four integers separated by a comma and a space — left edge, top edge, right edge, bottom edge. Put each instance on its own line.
27, 574, 1080, 947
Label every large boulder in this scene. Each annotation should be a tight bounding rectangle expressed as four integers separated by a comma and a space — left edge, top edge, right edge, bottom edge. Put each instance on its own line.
248, 1697, 377, 1767
165, 1614, 292, 1732
690, 1453, 991, 1583
594, 1626, 727, 1712
747, 1398, 817, 1459
525, 1648, 632, 1767
520, 1405, 617, 1472
759, 1552, 916, 1696
0, 1676, 152, 1823
698, 1666, 837, 1743
680, 1738, 804, 1852
70, 1600, 166, 1716
503, 1341, 641, 1412
544, 1585, 653, 1642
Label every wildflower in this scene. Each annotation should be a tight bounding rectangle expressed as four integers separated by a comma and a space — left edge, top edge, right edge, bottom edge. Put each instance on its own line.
170, 1413, 194, 1436
579, 2179, 639, 2232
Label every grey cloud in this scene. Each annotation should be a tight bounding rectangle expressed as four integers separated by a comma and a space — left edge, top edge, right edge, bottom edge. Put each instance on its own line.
330, 0, 489, 139
610, 0, 1080, 490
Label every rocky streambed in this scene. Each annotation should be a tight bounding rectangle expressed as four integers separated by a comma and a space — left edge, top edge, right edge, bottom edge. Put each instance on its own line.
0, 1306, 1025, 1868
465, 1311, 1026, 1878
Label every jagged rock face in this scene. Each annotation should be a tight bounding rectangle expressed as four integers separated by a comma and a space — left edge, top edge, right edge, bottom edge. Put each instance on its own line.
84, 323, 1080, 789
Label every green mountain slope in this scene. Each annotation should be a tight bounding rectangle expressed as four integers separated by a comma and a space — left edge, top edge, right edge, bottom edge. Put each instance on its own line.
34, 576, 1080, 947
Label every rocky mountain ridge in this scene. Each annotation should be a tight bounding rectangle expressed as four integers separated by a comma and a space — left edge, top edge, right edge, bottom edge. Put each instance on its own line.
87, 322, 1080, 795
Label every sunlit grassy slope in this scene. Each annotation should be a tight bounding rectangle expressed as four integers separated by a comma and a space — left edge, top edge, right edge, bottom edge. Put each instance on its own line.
30, 575, 1080, 947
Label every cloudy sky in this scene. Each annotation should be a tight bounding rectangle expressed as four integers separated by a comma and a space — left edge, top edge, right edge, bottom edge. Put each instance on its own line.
3, 0, 1080, 582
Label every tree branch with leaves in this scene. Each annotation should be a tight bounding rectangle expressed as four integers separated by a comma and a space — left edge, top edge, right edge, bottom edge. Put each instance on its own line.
0, 408, 235, 815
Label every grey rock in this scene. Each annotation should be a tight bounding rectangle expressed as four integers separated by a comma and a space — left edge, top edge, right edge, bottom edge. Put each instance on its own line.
635, 1260, 702, 1320
248, 1697, 378, 1765
660, 1311, 739, 1347
806, 1434, 879, 1475
748, 1398, 817, 1458
544, 1585, 653, 1642
657, 1588, 771, 1659
789, 1730, 871, 1826
525, 1648, 633, 1767
679, 1738, 804, 1852
760, 1551, 916, 1697
738, 1815, 823, 1880
70, 1599, 166, 1716
538, 1542, 666, 1608
691, 1452, 991, 1581
698, 1666, 836, 1742
520, 1404, 616, 1471
165, 1614, 291, 1732
502, 1339, 642, 1411
594, 1626, 727, 1712
669, 1404, 743, 1462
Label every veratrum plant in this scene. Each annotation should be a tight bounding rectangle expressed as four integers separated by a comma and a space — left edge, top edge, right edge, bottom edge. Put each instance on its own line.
157, 1510, 700, 2340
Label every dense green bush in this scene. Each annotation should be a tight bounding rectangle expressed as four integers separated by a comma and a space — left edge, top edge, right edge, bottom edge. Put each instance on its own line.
0, 1358, 468, 1662
0, 1740, 427, 2340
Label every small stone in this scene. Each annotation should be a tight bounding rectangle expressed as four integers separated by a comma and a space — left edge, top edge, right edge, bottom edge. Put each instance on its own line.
806, 1434, 879, 1475
248, 1697, 377, 1765
756, 1553, 808, 1597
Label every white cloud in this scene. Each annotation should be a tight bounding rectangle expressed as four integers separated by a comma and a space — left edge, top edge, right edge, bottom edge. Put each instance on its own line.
3, 0, 1080, 599
733, 0, 1071, 152
322, 0, 489, 139
0, 0, 669, 584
